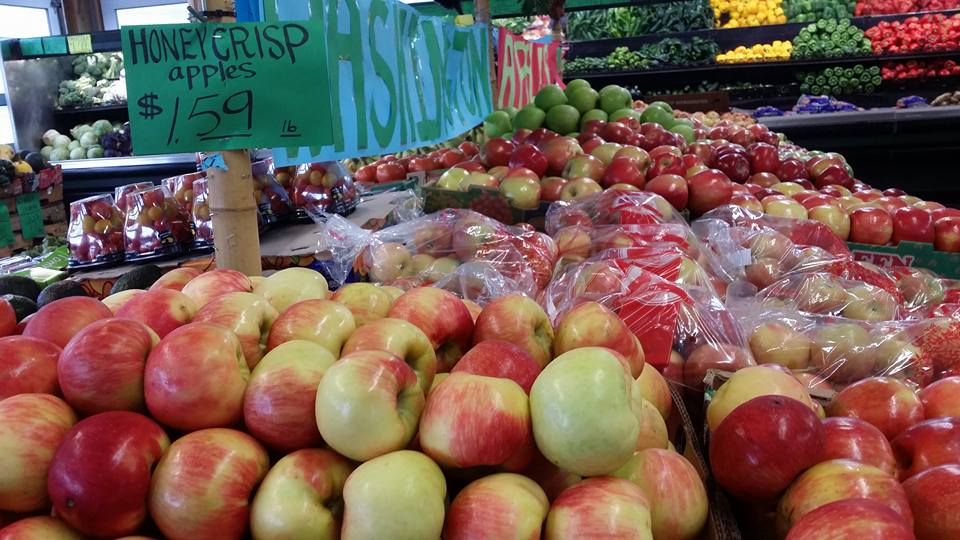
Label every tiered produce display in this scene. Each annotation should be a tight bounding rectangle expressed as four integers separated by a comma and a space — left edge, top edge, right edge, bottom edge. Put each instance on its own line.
1, 73, 959, 540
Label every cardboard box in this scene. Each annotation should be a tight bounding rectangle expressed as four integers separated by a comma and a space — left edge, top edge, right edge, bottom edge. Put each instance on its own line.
847, 240, 960, 279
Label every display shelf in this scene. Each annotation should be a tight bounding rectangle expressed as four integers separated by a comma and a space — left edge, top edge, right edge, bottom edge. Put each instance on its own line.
758, 103, 960, 128
54, 153, 197, 205
565, 50, 960, 86
567, 8, 960, 58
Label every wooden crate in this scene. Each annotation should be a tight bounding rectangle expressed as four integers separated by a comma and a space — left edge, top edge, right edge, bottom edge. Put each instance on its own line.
0, 184, 67, 257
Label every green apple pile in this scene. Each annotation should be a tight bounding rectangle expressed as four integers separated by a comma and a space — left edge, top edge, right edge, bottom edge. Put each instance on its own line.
484, 80, 638, 138
0, 263, 709, 539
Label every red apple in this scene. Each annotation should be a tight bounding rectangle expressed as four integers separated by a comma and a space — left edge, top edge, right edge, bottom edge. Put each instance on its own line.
602, 157, 646, 189
684, 343, 754, 390
376, 162, 406, 184
47, 411, 169, 538
444, 473, 549, 540
0, 300, 12, 338
821, 416, 898, 476
545, 477, 653, 538
828, 377, 925, 440
243, 340, 334, 451
451, 339, 542, 393
439, 149, 467, 168
0, 516, 86, 539
341, 317, 437, 392
144, 323, 249, 431
115, 288, 197, 339
512, 128, 532, 143
387, 287, 475, 372
581, 137, 604, 154
849, 207, 894, 245
0, 394, 76, 512
473, 295, 554, 367
876, 196, 908, 214
935, 217, 960, 252
731, 193, 764, 213
685, 141, 716, 167
181, 269, 254, 309
58, 318, 155, 415
715, 151, 750, 182
892, 206, 935, 244
560, 178, 603, 201
919, 376, 960, 418
687, 169, 733, 214
149, 428, 269, 539
931, 207, 960, 222
892, 417, 960, 480
266, 299, 356, 357
509, 144, 548, 177
784, 498, 915, 540
779, 158, 808, 181
527, 128, 558, 149
540, 176, 569, 202
420, 372, 533, 469
710, 395, 824, 501
777, 459, 913, 535
902, 464, 960, 540
192, 292, 279, 370
915, 200, 945, 212
646, 174, 688, 210
748, 172, 780, 187
543, 137, 583, 177
23, 297, 112, 349
562, 154, 605, 182
0, 336, 61, 399
150, 267, 202, 292
814, 165, 854, 189
599, 122, 633, 144
748, 142, 781, 174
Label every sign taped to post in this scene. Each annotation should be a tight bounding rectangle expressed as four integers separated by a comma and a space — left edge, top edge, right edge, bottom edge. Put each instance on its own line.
265, 0, 493, 165
121, 21, 330, 154
496, 28, 563, 109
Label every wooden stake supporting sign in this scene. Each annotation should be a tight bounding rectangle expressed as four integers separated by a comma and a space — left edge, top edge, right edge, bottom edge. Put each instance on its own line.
191, 0, 261, 276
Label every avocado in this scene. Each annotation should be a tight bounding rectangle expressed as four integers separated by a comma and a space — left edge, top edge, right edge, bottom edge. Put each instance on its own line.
0, 275, 41, 301
16, 149, 30, 160
2, 294, 38, 322
111, 264, 162, 294
37, 280, 88, 307
25, 152, 47, 172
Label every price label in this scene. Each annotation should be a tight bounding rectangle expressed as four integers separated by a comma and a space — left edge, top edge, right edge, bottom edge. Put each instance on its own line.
67, 34, 92, 54
16, 192, 44, 240
121, 21, 330, 154
0, 205, 13, 247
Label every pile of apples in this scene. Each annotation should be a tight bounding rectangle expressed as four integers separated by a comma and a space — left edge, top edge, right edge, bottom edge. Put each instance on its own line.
707, 366, 960, 539
352, 141, 481, 185
0, 265, 710, 540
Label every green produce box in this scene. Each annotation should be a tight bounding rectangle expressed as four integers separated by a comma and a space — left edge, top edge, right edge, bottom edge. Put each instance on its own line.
422, 182, 550, 229
847, 241, 960, 279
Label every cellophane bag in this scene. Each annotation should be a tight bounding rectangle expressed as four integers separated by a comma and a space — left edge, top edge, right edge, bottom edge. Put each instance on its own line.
544, 189, 687, 236
288, 161, 359, 218
115, 182, 154, 214
314, 208, 554, 303
190, 177, 213, 248
123, 185, 193, 260
541, 259, 754, 390
162, 171, 206, 215
67, 194, 125, 268
727, 272, 904, 322
251, 159, 295, 225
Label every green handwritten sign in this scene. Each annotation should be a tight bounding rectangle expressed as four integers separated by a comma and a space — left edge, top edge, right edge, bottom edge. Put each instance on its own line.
121, 21, 330, 154
19, 38, 44, 57
41, 36, 67, 55
67, 34, 92, 54
16, 193, 44, 240
264, 0, 493, 165
0, 205, 13, 247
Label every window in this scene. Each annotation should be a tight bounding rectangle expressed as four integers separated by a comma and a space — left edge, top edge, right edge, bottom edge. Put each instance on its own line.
101, 0, 189, 30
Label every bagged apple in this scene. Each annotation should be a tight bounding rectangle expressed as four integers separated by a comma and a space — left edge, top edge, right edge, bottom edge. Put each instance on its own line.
288, 161, 359, 218
67, 194, 125, 268
731, 298, 941, 388
122, 185, 193, 260
115, 182, 154, 214
313, 208, 545, 303
251, 159, 294, 225
190, 177, 213, 248
544, 189, 686, 235
162, 171, 206, 215
728, 272, 904, 321
541, 259, 753, 383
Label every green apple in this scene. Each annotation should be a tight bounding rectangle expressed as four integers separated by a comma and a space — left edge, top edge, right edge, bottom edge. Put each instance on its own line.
484, 110, 513, 139
534, 84, 568, 111
598, 85, 632, 114
565, 79, 592, 95
545, 105, 581, 136
514, 105, 546, 131
580, 109, 608, 128
436, 167, 470, 191
567, 87, 599, 113
341, 450, 446, 540
530, 347, 640, 476
609, 108, 641, 124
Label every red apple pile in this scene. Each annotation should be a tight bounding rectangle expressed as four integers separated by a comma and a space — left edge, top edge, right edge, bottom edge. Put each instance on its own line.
707, 367, 960, 540
353, 140, 481, 184
0, 262, 721, 539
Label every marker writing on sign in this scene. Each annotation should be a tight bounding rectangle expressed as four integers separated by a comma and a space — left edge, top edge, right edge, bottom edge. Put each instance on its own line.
124, 23, 310, 90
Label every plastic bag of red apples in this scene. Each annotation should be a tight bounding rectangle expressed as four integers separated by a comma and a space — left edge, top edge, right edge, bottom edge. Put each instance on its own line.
67, 194, 126, 267
286, 161, 359, 218
314, 208, 557, 304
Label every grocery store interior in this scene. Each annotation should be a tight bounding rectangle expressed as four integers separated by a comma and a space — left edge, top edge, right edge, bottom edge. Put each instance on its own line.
1, 0, 960, 539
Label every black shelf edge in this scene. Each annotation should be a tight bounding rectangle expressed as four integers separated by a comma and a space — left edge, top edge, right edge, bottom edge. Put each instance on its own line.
52, 102, 128, 116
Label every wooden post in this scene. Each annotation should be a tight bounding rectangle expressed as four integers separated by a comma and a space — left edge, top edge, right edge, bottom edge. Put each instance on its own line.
192, 0, 262, 276
474, 0, 498, 108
